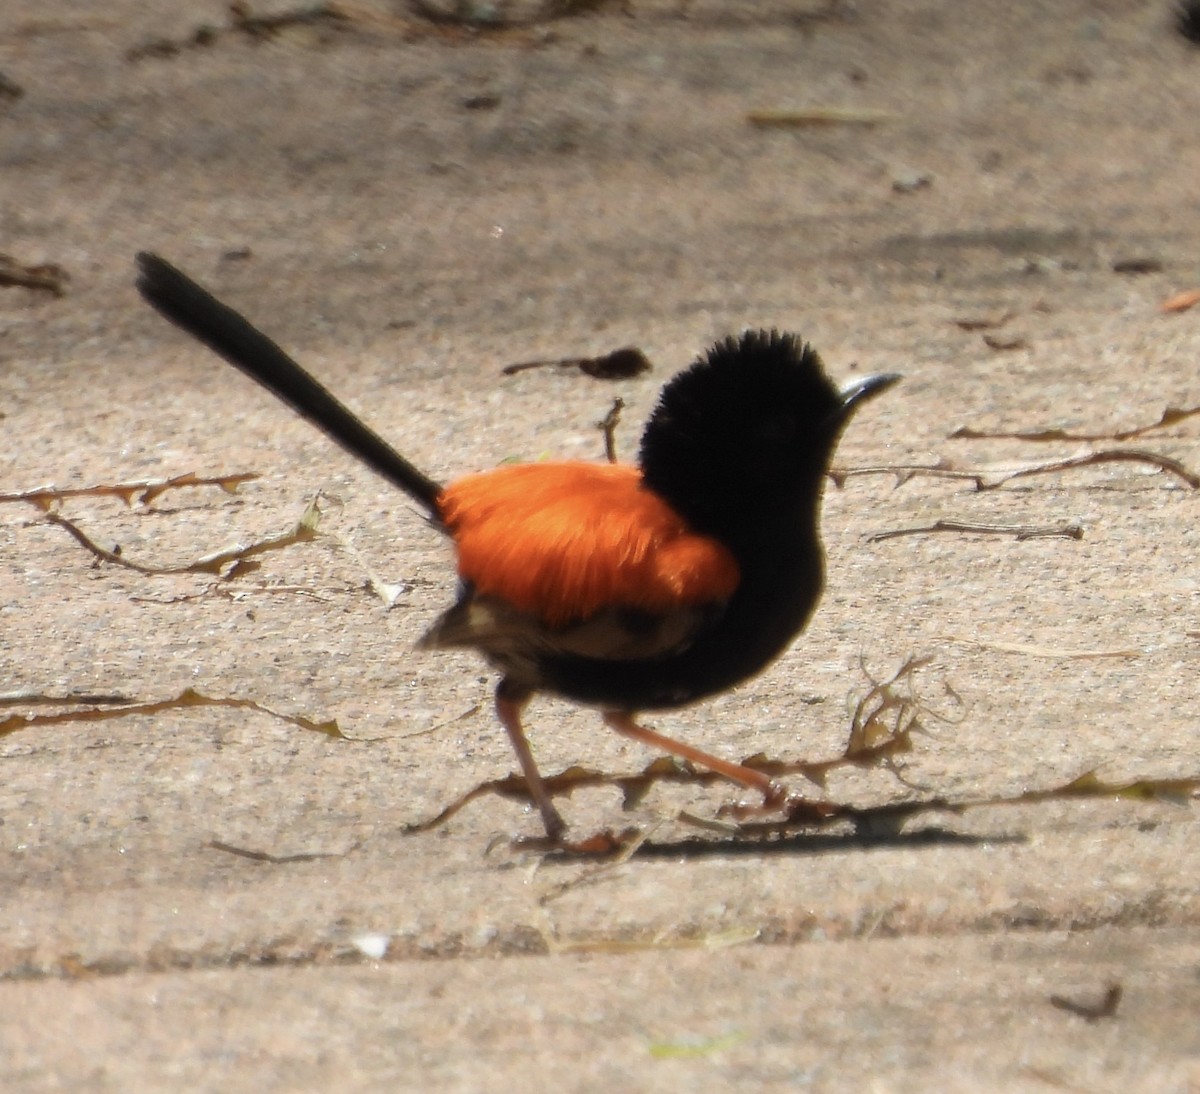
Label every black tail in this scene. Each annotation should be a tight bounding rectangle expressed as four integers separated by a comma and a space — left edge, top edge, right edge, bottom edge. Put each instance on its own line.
135, 252, 444, 517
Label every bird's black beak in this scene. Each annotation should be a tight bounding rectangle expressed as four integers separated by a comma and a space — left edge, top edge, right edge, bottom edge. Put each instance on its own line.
838, 372, 901, 415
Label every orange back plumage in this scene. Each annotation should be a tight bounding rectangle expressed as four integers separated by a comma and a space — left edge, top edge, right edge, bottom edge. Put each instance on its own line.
437, 462, 740, 628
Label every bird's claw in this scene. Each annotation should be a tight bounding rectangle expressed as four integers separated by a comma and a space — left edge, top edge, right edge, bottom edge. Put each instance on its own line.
717, 780, 836, 824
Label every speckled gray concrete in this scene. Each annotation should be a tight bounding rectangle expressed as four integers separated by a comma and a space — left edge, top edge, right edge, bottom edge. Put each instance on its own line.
2, 2, 1198, 1089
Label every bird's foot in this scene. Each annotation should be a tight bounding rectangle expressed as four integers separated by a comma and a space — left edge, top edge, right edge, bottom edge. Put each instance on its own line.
716, 778, 792, 818
718, 780, 837, 825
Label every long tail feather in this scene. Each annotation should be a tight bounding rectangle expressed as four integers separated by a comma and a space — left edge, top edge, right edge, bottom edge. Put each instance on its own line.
135, 252, 443, 517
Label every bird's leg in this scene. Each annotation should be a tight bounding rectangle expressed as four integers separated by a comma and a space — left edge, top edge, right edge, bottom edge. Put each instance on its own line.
495, 678, 567, 842
602, 711, 793, 811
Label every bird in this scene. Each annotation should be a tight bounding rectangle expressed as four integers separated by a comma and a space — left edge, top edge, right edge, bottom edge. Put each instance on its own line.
135, 252, 898, 844
1178, 0, 1200, 45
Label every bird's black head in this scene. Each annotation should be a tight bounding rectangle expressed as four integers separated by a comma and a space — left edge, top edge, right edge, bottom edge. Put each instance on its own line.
1178, 0, 1200, 45
638, 330, 896, 551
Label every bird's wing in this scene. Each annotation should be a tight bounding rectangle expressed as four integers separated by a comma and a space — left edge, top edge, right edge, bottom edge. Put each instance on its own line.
436, 461, 740, 630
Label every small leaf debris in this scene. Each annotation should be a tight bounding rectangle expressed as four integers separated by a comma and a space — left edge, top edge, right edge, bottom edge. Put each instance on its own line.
952, 312, 1014, 332
937, 635, 1139, 660
402, 700, 483, 739
982, 333, 1029, 352
648, 1031, 746, 1060
0, 71, 24, 101
891, 170, 932, 194
225, 0, 349, 39
126, 0, 628, 60
502, 346, 651, 380
0, 691, 132, 708
1111, 257, 1162, 275
461, 92, 501, 111
838, 655, 931, 778
0, 253, 69, 296
746, 106, 896, 128
546, 925, 758, 954
407, 0, 627, 30
207, 838, 358, 863
1161, 288, 1200, 313
1049, 983, 1123, 1023
126, 1, 354, 62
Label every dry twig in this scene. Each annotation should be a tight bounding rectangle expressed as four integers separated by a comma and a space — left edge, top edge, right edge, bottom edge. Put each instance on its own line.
830, 449, 1200, 490
869, 520, 1083, 543
951, 404, 1200, 444
0, 472, 258, 510
0, 686, 344, 740
595, 397, 624, 464
40, 497, 321, 579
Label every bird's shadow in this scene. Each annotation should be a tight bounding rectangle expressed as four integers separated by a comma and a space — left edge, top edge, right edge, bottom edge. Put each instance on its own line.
640, 825, 1024, 859
543, 823, 1026, 863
